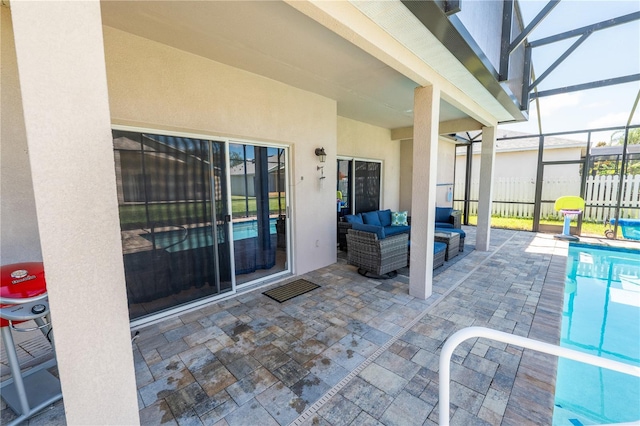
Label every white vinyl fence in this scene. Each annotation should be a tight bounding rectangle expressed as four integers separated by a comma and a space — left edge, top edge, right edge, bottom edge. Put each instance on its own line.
454, 174, 640, 222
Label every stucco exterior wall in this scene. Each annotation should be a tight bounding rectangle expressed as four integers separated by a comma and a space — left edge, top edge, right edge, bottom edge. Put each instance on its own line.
102, 26, 338, 275
399, 137, 457, 212
8, 2, 139, 423
399, 139, 413, 212
337, 116, 400, 211
1, 7, 42, 264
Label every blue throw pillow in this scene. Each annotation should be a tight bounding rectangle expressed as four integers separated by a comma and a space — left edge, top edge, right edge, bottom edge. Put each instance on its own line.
344, 214, 363, 224
378, 209, 392, 227
352, 223, 385, 240
362, 211, 382, 226
391, 211, 408, 226
435, 207, 453, 223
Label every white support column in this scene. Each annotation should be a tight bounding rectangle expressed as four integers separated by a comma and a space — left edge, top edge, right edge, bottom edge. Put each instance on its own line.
476, 126, 497, 251
409, 85, 440, 299
11, 1, 139, 424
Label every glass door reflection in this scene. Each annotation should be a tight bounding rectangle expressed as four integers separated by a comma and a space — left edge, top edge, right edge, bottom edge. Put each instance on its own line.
229, 143, 288, 285
113, 131, 232, 321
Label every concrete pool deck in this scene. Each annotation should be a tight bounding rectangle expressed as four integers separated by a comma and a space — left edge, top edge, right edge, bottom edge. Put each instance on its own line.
2, 228, 638, 425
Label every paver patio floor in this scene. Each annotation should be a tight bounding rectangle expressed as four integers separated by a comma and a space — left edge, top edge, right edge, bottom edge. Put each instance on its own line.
4, 228, 635, 425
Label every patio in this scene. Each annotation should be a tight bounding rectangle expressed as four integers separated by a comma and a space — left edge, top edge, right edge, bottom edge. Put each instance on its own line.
4, 226, 608, 425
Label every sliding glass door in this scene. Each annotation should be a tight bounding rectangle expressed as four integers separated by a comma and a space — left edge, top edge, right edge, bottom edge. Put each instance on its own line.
230, 143, 288, 285
336, 158, 382, 215
113, 130, 232, 321
113, 131, 290, 321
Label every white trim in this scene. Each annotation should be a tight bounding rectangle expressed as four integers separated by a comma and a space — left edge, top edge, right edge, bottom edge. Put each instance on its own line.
112, 124, 227, 143
285, 147, 293, 275
223, 140, 237, 294
112, 125, 291, 150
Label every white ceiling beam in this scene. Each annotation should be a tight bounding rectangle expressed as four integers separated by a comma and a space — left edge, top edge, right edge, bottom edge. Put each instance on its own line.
390, 117, 483, 140
285, 0, 499, 128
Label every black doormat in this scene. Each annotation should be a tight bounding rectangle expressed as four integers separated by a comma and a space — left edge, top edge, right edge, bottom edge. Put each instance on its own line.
263, 279, 320, 303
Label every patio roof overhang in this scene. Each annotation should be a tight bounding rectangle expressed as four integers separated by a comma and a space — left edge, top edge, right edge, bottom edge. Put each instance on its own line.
99, 0, 521, 134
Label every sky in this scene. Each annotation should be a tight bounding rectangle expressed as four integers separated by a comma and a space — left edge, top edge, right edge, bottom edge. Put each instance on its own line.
500, 0, 640, 143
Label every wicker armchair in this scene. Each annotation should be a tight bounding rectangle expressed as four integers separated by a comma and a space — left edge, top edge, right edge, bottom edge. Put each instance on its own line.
449, 210, 462, 229
346, 229, 408, 278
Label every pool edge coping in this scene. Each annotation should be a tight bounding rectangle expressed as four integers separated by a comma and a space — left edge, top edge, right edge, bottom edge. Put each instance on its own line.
503, 248, 566, 425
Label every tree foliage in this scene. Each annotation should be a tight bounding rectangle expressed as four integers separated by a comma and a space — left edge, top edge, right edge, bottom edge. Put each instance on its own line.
588, 128, 640, 176
229, 151, 244, 167
610, 128, 640, 145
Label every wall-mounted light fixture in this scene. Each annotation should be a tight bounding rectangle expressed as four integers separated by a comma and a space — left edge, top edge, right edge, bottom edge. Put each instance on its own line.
314, 148, 326, 188
315, 147, 326, 163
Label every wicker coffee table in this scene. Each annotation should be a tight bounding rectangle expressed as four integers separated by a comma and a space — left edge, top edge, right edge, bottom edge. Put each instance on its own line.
434, 231, 460, 261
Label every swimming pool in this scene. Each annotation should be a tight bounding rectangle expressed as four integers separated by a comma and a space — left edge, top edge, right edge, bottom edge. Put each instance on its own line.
142, 219, 277, 252
553, 243, 640, 425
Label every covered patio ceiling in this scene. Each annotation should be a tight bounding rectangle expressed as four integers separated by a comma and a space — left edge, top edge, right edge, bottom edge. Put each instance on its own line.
99, 0, 516, 131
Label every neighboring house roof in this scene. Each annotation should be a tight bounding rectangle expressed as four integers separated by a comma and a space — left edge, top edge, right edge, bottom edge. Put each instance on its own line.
114, 135, 227, 172
113, 136, 187, 164
461, 130, 587, 154
591, 144, 640, 156
229, 156, 284, 176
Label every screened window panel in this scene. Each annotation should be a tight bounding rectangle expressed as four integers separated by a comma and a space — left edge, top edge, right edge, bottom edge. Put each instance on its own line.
354, 160, 381, 214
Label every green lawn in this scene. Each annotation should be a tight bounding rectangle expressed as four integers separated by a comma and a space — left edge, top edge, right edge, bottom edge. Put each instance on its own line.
465, 215, 606, 237
120, 201, 609, 237
230, 195, 286, 217
119, 195, 286, 230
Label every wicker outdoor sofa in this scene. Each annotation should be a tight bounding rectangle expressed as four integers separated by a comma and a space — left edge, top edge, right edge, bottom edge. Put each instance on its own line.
339, 208, 463, 251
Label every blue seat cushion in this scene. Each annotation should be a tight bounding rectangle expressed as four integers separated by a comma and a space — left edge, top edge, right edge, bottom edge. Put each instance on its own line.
436, 227, 466, 238
384, 225, 410, 236
434, 242, 447, 253
435, 207, 453, 223
377, 209, 392, 227
362, 211, 382, 226
435, 222, 454, 229
344, 214, 363, 224
351, 223, 385, 240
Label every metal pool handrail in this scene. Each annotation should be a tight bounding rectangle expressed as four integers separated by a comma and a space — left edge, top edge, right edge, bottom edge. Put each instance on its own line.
439, 326, 640, 426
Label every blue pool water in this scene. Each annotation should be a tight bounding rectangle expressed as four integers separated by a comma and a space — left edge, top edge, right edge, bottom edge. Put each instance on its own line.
232, 219, 277, 241
553, 243, 640, 425
143, 219, 277, 252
